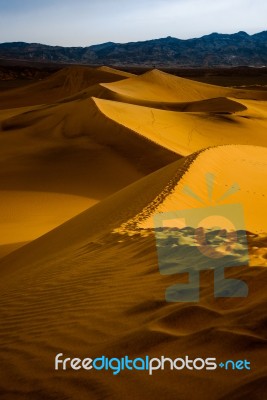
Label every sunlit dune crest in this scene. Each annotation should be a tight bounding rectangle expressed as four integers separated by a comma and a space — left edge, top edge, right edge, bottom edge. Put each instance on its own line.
0, 66, 267, 400
0, 66, 132, 109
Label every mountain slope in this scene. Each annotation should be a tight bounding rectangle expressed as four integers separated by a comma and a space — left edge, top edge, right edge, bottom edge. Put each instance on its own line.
1, 31, 267, 67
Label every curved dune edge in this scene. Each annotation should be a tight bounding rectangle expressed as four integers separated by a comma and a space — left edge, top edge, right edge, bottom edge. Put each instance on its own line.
0, 145, 266, 277
0, 67, 267, 400
100, 69, 234, 102
114, 145, 267, 235
0, 66, 131, 109
60, 80, 249, 112
0, 154, 266, 400
93, 97, 267, 156
1, 66, 267, 112
0, 96, 179, 168
3, 93, 267, 162
97, 66, 135, 78
0, 190, 97, 245
0, 242, 29, 259
101, 69, 267, 102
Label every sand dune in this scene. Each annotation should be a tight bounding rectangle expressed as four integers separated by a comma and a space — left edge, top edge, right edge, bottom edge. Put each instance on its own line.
101, 69, 267, 103
0, 127, 147, 256
1, 66, 267, 400
0, 241, 28, 259
101, 69, 233, 102
63, 83, 250, 112
93, 97, 267, 155
0, 66, 130, 109
0, 84, 179, 255
1, 145, 262, 265
97, 65, 135, 77
116, 145, 267, 234
0, 190, 96, 246
2, 93, 267, 162
0, 146, 266, 400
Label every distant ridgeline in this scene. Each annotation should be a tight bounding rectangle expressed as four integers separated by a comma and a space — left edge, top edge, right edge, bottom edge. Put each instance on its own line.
0, 31, 267, 67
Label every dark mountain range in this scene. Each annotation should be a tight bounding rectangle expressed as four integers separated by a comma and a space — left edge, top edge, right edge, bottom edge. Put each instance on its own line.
0, 31, 267, 67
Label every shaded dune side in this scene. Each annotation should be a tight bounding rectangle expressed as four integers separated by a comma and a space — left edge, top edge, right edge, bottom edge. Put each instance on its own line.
2, 145, 266, 276
101, 69, 267, 102
1, 67, 267, 400
0, 149, 266, 400
1, 96, 179, 172
101, 69, 233, 102
0, 124, 145, 199
0, 66, 130, 109
115, 145, 267, 235
92, 98, 267, 155
0, 190, 98, 253
62, 83, 248, 113
0, 98, 156, 248
97, 66, 135, 78
2, 96, 267, 187
0, 242, 29, 259
219, 376, 267, 400
1, 67, 266, 112
0, 96, 179, 252
0, 158, 187, 279
179, 97, 247, 113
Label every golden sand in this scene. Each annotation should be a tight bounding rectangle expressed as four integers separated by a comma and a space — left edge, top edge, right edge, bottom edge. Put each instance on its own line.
0, 66, 266, 400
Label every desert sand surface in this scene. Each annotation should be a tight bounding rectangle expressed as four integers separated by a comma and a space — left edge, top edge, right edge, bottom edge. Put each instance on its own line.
97, 66, 135, 78
101, 69, 267, 102
0, 66, 267, 400
0, 66, 132, 109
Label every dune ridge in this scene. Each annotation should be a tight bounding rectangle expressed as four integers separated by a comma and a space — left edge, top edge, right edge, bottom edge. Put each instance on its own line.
114, 145, 267, 235
0, 147, 266, 399
97, 66, 135, 78
101, 69, 267, 102
0, 66, 132, 109
0, 66, 267, 400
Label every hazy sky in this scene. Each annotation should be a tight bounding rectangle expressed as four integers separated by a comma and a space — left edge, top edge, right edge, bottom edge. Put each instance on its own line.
0, 0, 266, 46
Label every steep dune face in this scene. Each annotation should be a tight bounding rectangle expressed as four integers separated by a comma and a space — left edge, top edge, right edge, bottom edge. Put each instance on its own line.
0, 66, 130, 109
0, 147, 266, 400
0, 96, 178, 171
101, 69, 267, 102
0, 190, 96, 245
0, 85, 179, 255
1, 66, 267, 400
63, 86, 249, 112
3, 94, 266, 163
101, 69, 233, 102
1, 145, 264, 272
115, 145, 267, 235
94, 97, 267, 155
97, 65, 135, 77
0, 134, 143, 254
1, 67, 267, 253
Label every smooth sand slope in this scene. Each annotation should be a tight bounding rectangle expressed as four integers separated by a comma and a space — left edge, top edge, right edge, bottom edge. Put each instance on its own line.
0, 147, 266, 400
117, 145, 267, 234
2, 90, 267, 162
97, 66, 135, 78
0, 85, 180, 255
0, 66, 131, 109
93, 97, 267, 155
0, 68, 182, 255
101, 69, 267, 103
58, 69, 267, 112
1, 66, 267, 400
